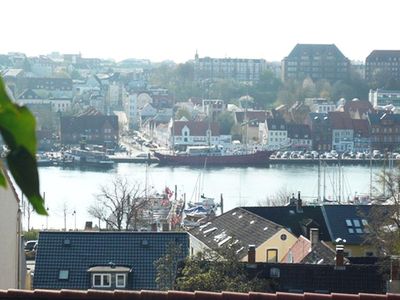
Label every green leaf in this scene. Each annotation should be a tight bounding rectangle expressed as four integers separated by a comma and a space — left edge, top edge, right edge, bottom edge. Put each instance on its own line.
0, 77, 46, 215
0, 79, 37, 156
6, 146, 46, 215
0, 167, 6, 187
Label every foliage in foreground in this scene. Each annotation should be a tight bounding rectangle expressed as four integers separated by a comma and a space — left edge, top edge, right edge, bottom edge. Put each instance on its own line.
0, 78, 46, 214
175, 248, 272, 293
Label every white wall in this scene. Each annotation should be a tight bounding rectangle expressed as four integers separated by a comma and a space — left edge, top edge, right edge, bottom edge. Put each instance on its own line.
0, 170, 22, 289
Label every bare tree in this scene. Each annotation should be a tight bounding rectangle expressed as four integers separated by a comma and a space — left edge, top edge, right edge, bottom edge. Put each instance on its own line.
257, 186, 294, 206
362, 166, 400, 256
88, 177, 150, 231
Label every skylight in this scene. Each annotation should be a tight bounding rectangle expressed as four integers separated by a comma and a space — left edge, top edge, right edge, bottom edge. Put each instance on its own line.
346, 219, 364, 234
218, 236, 232, 247
203, 227, 217, 235
236, 246, 244, 254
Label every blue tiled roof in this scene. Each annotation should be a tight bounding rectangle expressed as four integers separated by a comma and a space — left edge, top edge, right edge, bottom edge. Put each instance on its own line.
33, 231, 189, 290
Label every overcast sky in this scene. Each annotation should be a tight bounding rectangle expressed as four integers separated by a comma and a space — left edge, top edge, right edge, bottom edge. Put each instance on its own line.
2, 0, 398, 63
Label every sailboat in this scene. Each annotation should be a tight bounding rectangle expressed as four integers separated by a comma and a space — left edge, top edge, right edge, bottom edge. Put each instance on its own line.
182, 159, 219, 228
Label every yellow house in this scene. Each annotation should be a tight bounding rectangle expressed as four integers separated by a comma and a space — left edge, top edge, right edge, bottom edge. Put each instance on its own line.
188, 207, 297, 262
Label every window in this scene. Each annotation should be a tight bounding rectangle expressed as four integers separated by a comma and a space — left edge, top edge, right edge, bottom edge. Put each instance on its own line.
92, 274, 112, 288
116, 274, 126, 288
59, 270, 69, 280
270, 267, 280, 278
266, 249, 278, 263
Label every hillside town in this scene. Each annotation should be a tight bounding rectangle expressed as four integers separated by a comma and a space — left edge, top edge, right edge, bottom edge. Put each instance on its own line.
2, 43, 400, 299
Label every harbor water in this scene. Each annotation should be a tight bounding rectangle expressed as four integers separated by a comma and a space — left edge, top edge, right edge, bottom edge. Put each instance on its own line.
27, 162, 384, 230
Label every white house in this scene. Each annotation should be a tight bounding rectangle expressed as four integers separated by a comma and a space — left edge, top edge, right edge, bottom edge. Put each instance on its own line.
170, 119, 231, 148
264, 118, 289, 149
0, 167, 25, 289
330, 111, 354, 152
17, 89, 72, 113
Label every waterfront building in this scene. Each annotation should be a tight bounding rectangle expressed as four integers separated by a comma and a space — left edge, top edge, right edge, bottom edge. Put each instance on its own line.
263, 118, 288, 149
369, 89, 400, 109
60, 107, 119, 146
281, 44, 350, 82
329, 111, 354, 152
365, 50, 400, 84
368, 112, 400, 151
235, 110, 269, 144
286, 123, 312, 150
306, 113, 331, 151
352, 119, 370, 153
194, 52, 268, 83
170, 119, 231, 149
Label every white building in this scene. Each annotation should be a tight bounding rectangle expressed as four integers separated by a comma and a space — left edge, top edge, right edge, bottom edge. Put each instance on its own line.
171, 119, 231, 148
369, 89, 400, 109
17, 89, 72, 112
263, 118, 289, 149
305, 98, 337, 113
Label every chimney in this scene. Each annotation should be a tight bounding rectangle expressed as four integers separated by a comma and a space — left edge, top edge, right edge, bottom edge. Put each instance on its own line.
84, 221, 93, 231
289, 193, 296, 206
248, 245, 256, 263
296, 191, 303, 213
310, 228, 319, 248
335, 244, 345, 270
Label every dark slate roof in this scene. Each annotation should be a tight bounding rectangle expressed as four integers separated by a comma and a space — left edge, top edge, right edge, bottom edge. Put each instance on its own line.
368, 112, 400, 125
189, 207, 284, 259
242, 206, 331, 242
60, 115, 119, 133
367, 50, 400, 61
286, 44, 348, 60
33, 231, 189, 290
321, 205, 385, 245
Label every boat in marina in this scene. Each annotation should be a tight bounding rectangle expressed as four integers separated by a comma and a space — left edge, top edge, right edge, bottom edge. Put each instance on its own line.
62, 148, 114, 168
153, 145, 272, 167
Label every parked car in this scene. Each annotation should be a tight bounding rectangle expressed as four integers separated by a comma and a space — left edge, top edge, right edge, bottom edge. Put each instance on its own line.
25, 240, 38, 260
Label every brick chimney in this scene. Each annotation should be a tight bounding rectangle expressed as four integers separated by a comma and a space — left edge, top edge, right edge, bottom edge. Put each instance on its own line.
310, 228, 319, 249
248, 245, 256, 263
335, 244, 345, 270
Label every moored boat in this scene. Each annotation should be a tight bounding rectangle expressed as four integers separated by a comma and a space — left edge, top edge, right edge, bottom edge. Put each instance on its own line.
154, 145, 272, 167
62, 148, 114, 168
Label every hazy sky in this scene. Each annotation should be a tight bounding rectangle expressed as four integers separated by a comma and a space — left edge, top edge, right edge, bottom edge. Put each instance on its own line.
2, 0, 399, 63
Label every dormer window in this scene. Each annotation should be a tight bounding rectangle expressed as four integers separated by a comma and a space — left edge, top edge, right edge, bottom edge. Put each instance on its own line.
87, 265, 131, 289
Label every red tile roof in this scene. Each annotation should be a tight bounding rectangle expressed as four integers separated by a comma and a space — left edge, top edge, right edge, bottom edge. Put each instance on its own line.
0, 290, 396, 300
281, 235, 311, 263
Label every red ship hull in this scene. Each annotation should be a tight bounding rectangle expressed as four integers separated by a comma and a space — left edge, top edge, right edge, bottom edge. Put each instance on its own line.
153, 150, 272, 167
